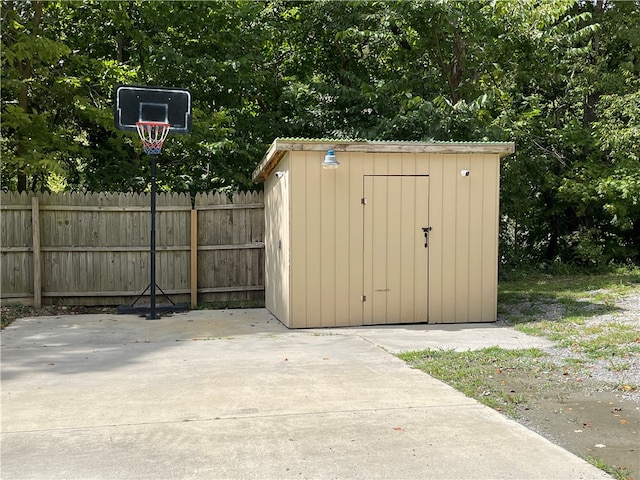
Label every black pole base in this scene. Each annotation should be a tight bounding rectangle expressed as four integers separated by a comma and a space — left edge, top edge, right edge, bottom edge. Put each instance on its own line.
117, 302, 189, 319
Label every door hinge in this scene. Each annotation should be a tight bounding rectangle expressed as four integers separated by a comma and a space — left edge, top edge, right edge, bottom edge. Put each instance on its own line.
360, 295, 367, 302
361, 197, 367, 205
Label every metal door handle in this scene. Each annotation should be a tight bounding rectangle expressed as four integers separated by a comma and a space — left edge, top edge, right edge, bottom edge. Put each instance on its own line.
422, 227, 432, 248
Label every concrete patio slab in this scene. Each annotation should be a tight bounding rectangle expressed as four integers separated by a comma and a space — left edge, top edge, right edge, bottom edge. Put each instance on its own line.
1, 309, 606, 480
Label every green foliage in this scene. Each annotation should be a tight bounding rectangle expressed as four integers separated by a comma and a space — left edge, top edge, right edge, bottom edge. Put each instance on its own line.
1, 0, 638, 264
498, 265, 640, 299
496, 0, 640, 267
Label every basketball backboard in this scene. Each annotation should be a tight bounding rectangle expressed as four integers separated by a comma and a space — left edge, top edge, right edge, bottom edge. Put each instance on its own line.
114, 85, 192, 134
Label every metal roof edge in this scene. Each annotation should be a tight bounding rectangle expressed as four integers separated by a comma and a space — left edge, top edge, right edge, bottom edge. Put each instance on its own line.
252, 138, 516, 182
272, 137, 513, 145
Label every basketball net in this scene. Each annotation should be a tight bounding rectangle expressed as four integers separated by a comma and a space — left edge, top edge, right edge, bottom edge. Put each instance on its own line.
136, 121, 170, 155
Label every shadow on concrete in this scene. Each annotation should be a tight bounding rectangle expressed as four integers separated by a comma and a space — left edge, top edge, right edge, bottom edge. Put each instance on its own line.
0, 309, 286, 381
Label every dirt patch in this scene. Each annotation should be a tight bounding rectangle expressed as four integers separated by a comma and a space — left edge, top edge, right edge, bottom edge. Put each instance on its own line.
497, 292, 640, 479
1, 304, 115, 329
486, 367, 639, 478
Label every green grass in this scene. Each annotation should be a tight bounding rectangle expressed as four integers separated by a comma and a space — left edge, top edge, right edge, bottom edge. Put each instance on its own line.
498, 267, 640, 305
498, 267, 640, 359
398, 347, 552, 417
608, 360, 631, 373
516, 320, 640, 359
585, 456, 633, 480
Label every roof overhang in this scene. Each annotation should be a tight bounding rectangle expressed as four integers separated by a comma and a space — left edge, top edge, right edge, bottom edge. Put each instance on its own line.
252, 138, 516, 182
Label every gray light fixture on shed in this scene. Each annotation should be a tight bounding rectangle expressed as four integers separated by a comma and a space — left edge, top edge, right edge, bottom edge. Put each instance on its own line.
322, 149, 340, 169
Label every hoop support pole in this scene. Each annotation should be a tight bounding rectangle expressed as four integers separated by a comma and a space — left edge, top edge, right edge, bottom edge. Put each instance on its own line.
116, 119, 189, 318
149, 153, 158, 319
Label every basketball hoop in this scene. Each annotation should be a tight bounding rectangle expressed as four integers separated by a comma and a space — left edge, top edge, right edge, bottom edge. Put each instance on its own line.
136, 121, 170, 155
115, 86, 192, 319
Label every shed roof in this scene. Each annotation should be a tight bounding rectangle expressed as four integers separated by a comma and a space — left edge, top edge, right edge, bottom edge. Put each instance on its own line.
252, 138, 515, 182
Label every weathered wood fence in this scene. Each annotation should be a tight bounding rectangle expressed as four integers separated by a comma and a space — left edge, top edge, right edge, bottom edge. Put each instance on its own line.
0, 191, 265, 307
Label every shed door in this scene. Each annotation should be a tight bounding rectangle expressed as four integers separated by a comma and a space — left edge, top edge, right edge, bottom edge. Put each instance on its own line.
363, 175, 430, 325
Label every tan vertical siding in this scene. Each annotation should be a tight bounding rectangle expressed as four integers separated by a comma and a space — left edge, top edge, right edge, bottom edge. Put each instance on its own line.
455, 155, 472, 322
264, 154, 290, 326
386, 154, 404, 322
347, 153, 365, 326
304, 151, 322, 327
289, 152, 306, 327
363, 176, 383, 323
482, 155, 500, 321
263, 146, 502, 328
386, 176, 403, 320
441, 156, 458, 322
320, 154, 337, 327
412, 175, 430, 323
334, 153, 352, 326
289, 151, 321, 327
468, 156, 485, 320
428, 154, 500, 323
428, 156, 443, 323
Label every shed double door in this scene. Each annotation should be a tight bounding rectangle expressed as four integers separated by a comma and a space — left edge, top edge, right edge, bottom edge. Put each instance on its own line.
363, 175, 430, 325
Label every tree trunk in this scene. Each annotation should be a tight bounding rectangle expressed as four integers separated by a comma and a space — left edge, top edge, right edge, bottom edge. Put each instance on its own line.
545, 221, 559, 261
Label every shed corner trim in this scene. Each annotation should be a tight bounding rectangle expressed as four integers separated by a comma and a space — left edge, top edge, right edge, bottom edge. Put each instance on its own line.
252, 139, 285, 183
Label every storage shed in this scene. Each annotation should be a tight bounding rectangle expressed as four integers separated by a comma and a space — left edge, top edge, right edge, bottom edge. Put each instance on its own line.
252, 138, 515, 328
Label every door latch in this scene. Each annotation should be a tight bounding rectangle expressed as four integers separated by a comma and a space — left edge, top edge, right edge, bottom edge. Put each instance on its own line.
422, 227, 432, 248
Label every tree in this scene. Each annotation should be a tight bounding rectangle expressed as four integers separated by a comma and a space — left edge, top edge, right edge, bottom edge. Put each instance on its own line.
1, 0, 638, 265
2, 1, 72, 191
494, 0, 640, 266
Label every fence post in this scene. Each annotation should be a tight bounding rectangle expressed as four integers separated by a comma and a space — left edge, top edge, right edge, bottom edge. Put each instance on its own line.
190, 208, 198, 308
31, 196, 42, 308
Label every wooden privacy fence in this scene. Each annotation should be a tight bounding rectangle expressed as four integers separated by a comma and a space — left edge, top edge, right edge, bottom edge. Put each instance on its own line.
0, 191, 265, 307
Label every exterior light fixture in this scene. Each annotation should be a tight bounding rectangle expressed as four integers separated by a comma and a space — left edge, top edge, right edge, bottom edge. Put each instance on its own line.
322, 149, 340, 169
